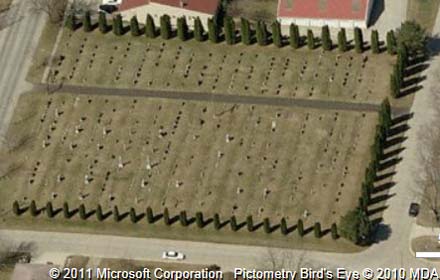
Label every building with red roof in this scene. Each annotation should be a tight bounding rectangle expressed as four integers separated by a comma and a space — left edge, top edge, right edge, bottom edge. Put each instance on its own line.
277, 0, 375, 28
116, 0, 220, 27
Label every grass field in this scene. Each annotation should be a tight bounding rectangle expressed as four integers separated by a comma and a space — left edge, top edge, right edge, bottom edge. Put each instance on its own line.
227, 0, 278, 22
407, 0, 440, 33
29, 28, 404, 106
0, 90, 377, 250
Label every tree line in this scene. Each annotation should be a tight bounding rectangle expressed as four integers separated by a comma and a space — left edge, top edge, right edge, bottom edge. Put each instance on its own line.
66, 11, 395, 55
12, 200, 339, 239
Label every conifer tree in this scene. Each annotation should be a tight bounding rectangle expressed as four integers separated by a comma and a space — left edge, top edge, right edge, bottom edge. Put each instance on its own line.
163, 207, 171, 225
331, 223, 339, 239
314, 222, 322, 238
179, 211, 188, 226
129, 208, 137, 223
12, 201, 20, 216
321, 25, 332, 51
289, 23, 300, 49
194, 17, 204, 42
63, 202, 70, 219
113, 205, 120, 222
271, 20, 282, 47
386, 30, 397, 55
338, 28, 348, 52
113, 14, 123, 36
146, 207, 154, 223
177, 17, 189, 41
213, 213, 221, 230
354, 27, 364, 53
240, 17, 251, 45
160, 15, 172, 40
371, 30, 380, 54
256, 21, 268, 46
280, 217, 288, 235
297, 219, 304, 236
98, 12, 108, 33
230, 215, 238, 231
145, 14, 157, 38
83, 11, 92, 32
96, 205, 104, 221
224, 16, 236, 45
30, 200, 38, 217
79, 204, 87, 220
195, 212, 204, 228
46, 202, 54, 218
307, 29, 315, 50
65, 13, 76, 31
130, 16, 140, 36
263, 218, 271, 234
208, 18, 219, 43
246, 215, 254, 232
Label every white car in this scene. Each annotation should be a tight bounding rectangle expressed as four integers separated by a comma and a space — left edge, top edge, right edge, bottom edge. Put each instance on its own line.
162, 251, 185, 260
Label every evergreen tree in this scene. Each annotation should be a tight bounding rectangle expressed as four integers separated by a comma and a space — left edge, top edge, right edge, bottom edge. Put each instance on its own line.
96, 205, 104, 221
79, 204, 87, 220
386, 30, 397, 55
371, 30, 380, 54
208, 18, 219, 43
129, 208, 137, 223
380, 98, 392, 130
83, 11, 92, 32
271, 20, 282, 48
307, 29, 315, 50
130, 16, 140, 37
314, 222, 322, 238
145, 14, 157, 38
160, 15, 172, 40
177, 17, 189, 41
280, 218, 288, 235
163, 207, 171, 225
65, 13, 77, 31
195, 212, 204, 228
390, 73, 399, 98
240, 17, 251, 45
354, 27, 364, 53
263, 218, 271, 234
63, 202, 70, 219
194, 17, 205, 42
179, 211, 188, 226
98, 12, 108, 33
256, 21, 268, 46
113, 14, 123, 36
321, 25, 332, 51
12, 201, 20, 216
46, 202, 54, 218
230, 216, 238, 231
224, 16, 236, 45
246, 215, 254, 232
289, 23, 300, 49
30, 200, 38, 217
146, 206, 154, 223
337, 28, 348, 52
331, 223, 339, 239
213, 213, 221, 230
398, 45, 409, 74
297, 219, 304, 237
113, 205, 120, 222
339, 208, 372, 245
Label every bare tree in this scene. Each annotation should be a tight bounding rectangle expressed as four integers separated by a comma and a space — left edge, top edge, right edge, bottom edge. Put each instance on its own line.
0, 240, 34, 268
259, 248, 307, 271
30, 0, 94, 23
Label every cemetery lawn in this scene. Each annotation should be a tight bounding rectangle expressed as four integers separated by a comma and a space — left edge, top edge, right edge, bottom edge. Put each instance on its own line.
28, 29, 412, 108
0, 91, 376, 252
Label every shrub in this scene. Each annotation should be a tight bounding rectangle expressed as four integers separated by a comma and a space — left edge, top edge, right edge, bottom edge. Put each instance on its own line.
263, 218, 271, 234
195, 212, 204, 228
208, 18, 220, 43
271, 20, 282, 48
246, 215, 254, 232
224, 16, 236, 45
194, 17, 205, 42
321, 25, 332, 51
240, 18, 251, 45
130, 16, 140, 37
331, 223, 339, 239
12, 201, 21, 216
371, 30, 380, 54
145, 14, 157, 38
297, 219, 304, 236
30, 200, 38, 217
113, 14, 123, 36
79, 204, 87, 220
98, 12, 108, 33
160, 15, 172, 40
256, 21, 268, 46
146, 206, 154, 223
96, 205, 104, 221
46, 202, 54, 218
213, 213, 221, 230
163, 207, 171, 225
337, 28, 348, 52
113, 205, 120, 222
354, 27, 364, 53
386, 30, 397, 55
307, 29, 315, 50
280, 218, 288, 235
397, 21, 428, 55
314, 222, 322, 238
230, 216, 238, 231
83, 11, 92, 32
179, 211, 188, 226
289, 23, 300, 49
177, 17, 189, 41
339, 208, 372, 245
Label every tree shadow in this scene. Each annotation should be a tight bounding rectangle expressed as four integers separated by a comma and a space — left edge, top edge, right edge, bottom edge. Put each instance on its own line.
399, 85, 423, 97
387, 124, 410, 137
368, 0, 384, 27
367, 205, 388, 216
391, 113, 413, 126
369, 193, 395, 205
384, 137, 407, 149
372, 181, 396, 194
371, 223, 392, 243
404, 75, 427, 88
405, 63, 430, 76
381, 147, 405, 160
375, 171, 396, 182
378, 157, 402, 171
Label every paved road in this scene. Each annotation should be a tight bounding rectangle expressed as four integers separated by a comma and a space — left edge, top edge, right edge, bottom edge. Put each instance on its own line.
37, 84, 410, 114
0, 0, 46, 140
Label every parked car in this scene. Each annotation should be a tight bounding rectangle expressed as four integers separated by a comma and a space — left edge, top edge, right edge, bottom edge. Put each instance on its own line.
409, 202, 420, 217
162, 251, 185, 260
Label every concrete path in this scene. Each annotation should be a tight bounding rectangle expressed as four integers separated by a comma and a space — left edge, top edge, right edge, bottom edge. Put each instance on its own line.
0, 0, 46, 140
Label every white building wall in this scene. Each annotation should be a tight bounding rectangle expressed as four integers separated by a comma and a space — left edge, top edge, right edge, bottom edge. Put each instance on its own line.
120, 3, 214, 28
278, 17, 367, 29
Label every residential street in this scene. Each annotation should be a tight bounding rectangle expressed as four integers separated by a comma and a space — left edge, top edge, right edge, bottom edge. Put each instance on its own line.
0, 0, 46, 140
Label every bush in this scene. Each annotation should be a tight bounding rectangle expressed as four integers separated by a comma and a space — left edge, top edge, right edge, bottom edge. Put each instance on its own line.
386, 30, 397, 55
208, 18, 220, 43
30, 200, 38, 217
213, 213, 221, 230
271, 20, 282, 48
230, 216, 238, 231
354, 27, 364, 53
256, 21, 268, 46
371, 30, 380, 54
179, 211, 188, 226
337, 28, 348, 52
96, 205, 104, 221
195, 212, 204, 228
331, 223, 339, 239
113, 14, 123, 36
146, 207, 154, 223
297, 219, 304, 236
339, 208, 372, 245
113, 205, 120, 222
280, 218, 288, 235
321, 25, 332, 51
145, 14, 157, 38
160, 15, 172, 40
46, 202, 54, 218
246, 215, 254, 232
98, 12, 108, 33
314, 222, 322, 238
194, 17, 205, 42
397, 21, 428, 55
289, 23, 300, 49
307, 30, 315, 50
79, 204, 87, 220
83, 11, 92, 32
240, 18, 251, 45
177, 17, 189, 41
224, 16, 236, 45
130, 16, 140, 37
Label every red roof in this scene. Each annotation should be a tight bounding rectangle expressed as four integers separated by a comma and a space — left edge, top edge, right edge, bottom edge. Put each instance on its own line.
277, 0, 370, 20
119, 0, 220, 15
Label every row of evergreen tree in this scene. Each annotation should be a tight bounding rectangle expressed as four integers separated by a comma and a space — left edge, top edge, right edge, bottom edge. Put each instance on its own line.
13, 200, 338, 239
339, 99, 392, 245
390, 46, 409, 98
66, 11, 398, 55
